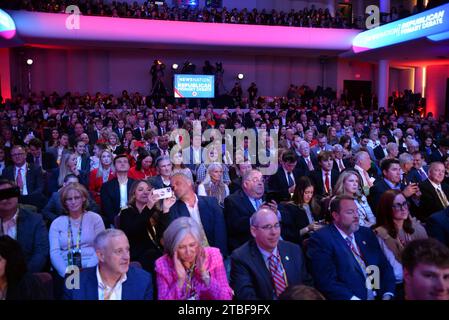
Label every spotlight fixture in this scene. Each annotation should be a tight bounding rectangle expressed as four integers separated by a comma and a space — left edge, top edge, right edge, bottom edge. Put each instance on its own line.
26, 59, 33, 65
172, 63, 179, 70
237, 73, 244, 80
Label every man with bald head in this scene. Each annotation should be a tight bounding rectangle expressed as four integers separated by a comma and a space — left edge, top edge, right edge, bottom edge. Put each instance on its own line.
224, 169, 280, 252
230, 207, 311, 300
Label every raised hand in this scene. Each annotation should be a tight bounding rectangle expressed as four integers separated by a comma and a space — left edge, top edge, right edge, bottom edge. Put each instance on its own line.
173, 251, 186, 287
162, 195, 177, 213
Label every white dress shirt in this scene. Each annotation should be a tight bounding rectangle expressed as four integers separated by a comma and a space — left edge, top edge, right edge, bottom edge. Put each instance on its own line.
97, 266, 127, 300
119, 180, 128, 209
0, 210, 18, 239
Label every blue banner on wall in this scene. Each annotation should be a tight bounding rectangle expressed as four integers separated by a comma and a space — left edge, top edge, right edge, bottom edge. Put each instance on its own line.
174, 74, 215, 98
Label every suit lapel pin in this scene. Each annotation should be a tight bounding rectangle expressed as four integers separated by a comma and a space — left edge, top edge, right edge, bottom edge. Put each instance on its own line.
362, 241, 367, 245
285, 256, 289, 261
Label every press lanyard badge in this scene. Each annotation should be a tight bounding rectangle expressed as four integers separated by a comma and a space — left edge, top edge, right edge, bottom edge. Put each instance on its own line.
67, 215, 83, 269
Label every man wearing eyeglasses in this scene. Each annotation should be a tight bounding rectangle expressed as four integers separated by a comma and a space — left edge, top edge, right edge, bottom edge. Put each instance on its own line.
230, 207, 311, 300
1, 145, 46, 209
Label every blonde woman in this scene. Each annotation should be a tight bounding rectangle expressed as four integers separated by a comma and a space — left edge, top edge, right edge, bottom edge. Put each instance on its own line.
54, 152, 89, 191
333, 170, 376, 227
89, 149, 115, 205
197, 163, 230, 207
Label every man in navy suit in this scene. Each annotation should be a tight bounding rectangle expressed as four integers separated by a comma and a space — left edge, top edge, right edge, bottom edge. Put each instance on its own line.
64, 229, 153, 300
295, 141, 318, 176
307, 151, 340, 199
267, 150, 300, 202
148, 156, 173, 189
100, 155, 135, 227
1, 145, 47, 209
426, 208, 449, 247
368, 158, 419, 214
307, 195, 396, 300
169, 172, 228, 256
230, 207, 312, 300
412, 151, 429, 182
0, 180, 49, 273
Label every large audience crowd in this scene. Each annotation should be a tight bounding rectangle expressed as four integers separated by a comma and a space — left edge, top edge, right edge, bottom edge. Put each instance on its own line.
1, 82, 449, 301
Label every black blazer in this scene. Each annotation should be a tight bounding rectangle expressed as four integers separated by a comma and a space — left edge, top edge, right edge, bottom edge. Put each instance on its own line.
267, 167, 301, 201
332, 158, 352, 172
430, 149, 445, 163
307, 169, 340, 198
148, 175, 170, 189
279, 203, 320, 245
230, 239, 312, 300
100, 178, 136, 227
373, 145, 387, 161
417, 179, 449, 221
426, 208, 449, 247
26, 152, 57, 171
1, 164, 46, 209
295, 154, 318, 176
133, 127, 147, 141
118, 205, 168, 273
368, 178, 407, 214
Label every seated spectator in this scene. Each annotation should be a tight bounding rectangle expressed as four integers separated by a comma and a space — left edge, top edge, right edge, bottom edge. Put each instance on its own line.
197, 163, 229, 207
418, 162, 449, 222
402, 238, 449, 300
267, 150, 300, 202
374, 132, 389, 161
311, 133, 333, 157
410, 151, 428, 183
280, 176, 324, 245
47, 133, 70, 165
333, 170, 376, 228
228, 161, 253, 195
73, 139, 91, 173
49, 152, 89, 193
26, 138, 57, 172
127, 150, 156, 180
118, 180, 175, 273
0, 180, 49, 273
374, 190, 427, 297
295, 140, 318, 176
172, 151, 193, 182
43, 174, 100, 224
100, 155, 135, 227
89, 143, 106, 171
385, 142, 399, 160
106, 132, 125, 155
1, 145, 47, 209
0, 235, 51, 300
368, 158, 419, 215
332, 144, 351, 173
148, 156, 173, 189
89, 149, 115, 205
430, 138, 449, 163
196, 146, 231, 184
169, 172, 228, 256
308, 151, 340, 199
353, 151, 376, 195
307, 195, 396, 300
49, 183, 105, 280
426, 207, 449, 247
155, 217, 232, 300
230, 207, 312, 300
64, 229, 153, 300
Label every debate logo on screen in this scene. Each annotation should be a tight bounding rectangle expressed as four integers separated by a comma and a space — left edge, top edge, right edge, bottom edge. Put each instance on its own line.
174, 74, 215, 98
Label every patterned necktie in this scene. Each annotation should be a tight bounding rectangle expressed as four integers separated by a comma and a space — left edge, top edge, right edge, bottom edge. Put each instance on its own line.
419, 169, 427, 181
345, 236, 367, 272
306, 158, 314, 171
436, 187, 449, 208
16, 168, 24, 191
268, 254, 287, 297
338, 160, 344, 171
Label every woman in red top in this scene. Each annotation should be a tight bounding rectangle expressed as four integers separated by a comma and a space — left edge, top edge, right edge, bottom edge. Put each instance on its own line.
89, 149, 115, 205
128, 150, 157, 180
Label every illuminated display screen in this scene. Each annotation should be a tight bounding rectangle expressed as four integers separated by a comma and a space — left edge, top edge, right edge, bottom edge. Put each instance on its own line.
174, 74, 215, 98
0, 9, 16, 39
353, 3, 449, 53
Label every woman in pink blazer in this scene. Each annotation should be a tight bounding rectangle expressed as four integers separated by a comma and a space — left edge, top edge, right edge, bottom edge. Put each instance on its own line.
155, 217, 233, 300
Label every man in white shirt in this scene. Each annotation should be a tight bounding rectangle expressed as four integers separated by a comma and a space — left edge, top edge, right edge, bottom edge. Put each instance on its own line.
354, 151, 375, 194
64, 229, 153, 300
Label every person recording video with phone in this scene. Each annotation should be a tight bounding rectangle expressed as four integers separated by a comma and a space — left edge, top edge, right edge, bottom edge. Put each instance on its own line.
118, 180, 176, 274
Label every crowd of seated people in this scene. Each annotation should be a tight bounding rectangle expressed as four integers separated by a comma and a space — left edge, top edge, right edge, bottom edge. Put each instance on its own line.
1, 81, 449, 301
5, 0, 355, 29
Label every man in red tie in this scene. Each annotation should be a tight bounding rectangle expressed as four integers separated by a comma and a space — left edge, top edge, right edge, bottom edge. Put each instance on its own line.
230, 207, 312, 300
308, 151, 340, 199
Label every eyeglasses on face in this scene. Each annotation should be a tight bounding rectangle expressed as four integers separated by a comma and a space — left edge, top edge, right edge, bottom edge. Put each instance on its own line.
392, 201, 408, 210
65, 196, 83, 202
253, 223, 281, 231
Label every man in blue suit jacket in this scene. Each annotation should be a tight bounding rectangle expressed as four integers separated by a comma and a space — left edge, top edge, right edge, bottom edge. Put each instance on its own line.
230, 207, 312, 300
0, 180, 49, 273
307, 195, 396, 300
169, 172, 228, 256
64, 229, 153, 300
426, 207, 449, 247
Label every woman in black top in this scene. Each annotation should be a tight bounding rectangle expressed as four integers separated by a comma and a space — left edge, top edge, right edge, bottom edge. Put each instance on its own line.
118, 180, 176, 274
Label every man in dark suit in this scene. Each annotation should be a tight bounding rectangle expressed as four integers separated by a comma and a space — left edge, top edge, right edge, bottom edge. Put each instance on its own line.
9, 116, 26, 141
426, 208, 449, 247
64, 229, 153, 300
418, 162, 449, 222
399, 153, 421, 184
88, 118, 104, 144
74, 139, 91, 172
412, 151, 429, 183
368, 158, 419, 214
224, 169, 280, 252
114, 119, 127, 142
150, 134, 170, 160
148, 156, 172, 189
430, 138, 449, 163
0, 180, 49, 273
373, 132, 389, 161
295, 140, 318, 176
133, 119, 148, 141
27, 138, 57, 172
307, 195, 396, 300
100, 155, 135, 227
181, 134, 204, 177
169, 172, 228, 256
230, 207, 312, 300
267, 150, 300, 202
332, 144, 352, 173
1, 145, 47, 209
308, 151, 340, 199
229, 162, 253, 195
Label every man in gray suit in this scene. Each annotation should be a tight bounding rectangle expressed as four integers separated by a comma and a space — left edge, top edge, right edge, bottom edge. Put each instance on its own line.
311, 133, 333, 157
